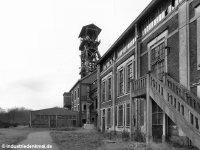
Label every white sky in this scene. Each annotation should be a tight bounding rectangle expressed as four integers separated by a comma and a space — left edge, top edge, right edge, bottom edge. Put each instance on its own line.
0, 0, 151, 110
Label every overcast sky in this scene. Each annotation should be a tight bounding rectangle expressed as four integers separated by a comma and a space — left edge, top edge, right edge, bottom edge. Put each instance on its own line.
0, 0, 151, 110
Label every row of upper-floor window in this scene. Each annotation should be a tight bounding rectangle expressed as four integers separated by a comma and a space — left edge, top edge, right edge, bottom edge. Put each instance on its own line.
141, 0, 183, 36
102, 54, 115, 71
101, 62, 134, 103
36, 114, 76, 120
101, 35, 136, 72
117, 34, 136, 58
101, 0, 185, 73
118, 62, 134, 96
102, 76, 112, 103
73, 102, 97, 112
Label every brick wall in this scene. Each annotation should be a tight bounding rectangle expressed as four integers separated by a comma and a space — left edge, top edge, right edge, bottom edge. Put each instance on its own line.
140, 53, 148, 77
167, 32, 180, 82
116, 94, 130, 105
140, 14, 179, 54
190, 20, 200, 83
189, 1, 195, 19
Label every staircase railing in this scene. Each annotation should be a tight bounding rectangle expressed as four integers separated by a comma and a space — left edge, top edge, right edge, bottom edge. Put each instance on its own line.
150, 73, 200, 135
165, 74, 200, 114
131, 75, 147, 97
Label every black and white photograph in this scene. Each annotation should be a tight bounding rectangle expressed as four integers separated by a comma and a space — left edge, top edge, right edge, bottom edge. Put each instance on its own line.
0, 0, 200, 149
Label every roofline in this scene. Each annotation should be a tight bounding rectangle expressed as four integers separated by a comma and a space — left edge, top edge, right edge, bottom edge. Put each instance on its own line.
98, 0, 158, 64
69, 79, 81, 93
80, 69, 97, 82
68, 69, 97, 92
30, 107, 75, 112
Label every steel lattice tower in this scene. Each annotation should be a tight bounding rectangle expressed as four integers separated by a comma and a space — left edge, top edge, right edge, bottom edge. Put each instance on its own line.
78, 24, 101, 78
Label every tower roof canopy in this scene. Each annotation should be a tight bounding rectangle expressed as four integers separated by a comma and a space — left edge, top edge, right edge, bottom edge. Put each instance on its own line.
78, 24, 101, 38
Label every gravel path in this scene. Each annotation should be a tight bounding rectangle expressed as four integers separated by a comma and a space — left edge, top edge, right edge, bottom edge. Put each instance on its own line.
16, 131, 59, 150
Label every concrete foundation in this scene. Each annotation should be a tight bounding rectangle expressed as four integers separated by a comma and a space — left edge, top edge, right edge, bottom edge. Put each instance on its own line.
83, 124, 96, 130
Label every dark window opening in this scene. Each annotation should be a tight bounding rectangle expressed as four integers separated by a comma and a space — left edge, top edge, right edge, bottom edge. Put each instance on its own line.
118, 105, 123, 126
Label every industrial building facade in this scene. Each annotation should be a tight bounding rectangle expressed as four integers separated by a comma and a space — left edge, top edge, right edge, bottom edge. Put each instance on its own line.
97, 0, 200, 148
66, 71, 98, 127
30, 108, 78, 128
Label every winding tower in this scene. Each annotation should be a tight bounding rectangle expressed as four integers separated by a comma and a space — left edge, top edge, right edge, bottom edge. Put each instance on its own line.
78, 24, 101, 78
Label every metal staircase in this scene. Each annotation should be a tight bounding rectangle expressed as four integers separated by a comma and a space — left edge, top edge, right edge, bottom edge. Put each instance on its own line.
131, 73, 200, 149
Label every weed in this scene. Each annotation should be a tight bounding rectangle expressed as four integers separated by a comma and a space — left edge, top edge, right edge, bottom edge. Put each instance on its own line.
122, 129, 130, 142
133, 127, 146, 142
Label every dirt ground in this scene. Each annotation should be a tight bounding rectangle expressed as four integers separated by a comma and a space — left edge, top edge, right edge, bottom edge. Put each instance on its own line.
50, 128, 199, 150
16, 131, 59, 150
0, 126, 49, 150
1, 127, 199, 150
50, 128, 103, 150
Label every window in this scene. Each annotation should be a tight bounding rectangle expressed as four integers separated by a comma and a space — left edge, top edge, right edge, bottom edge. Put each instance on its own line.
152, 102, 163, 125
127, 64, 133, 92
195, 117, 199, 129
151, 42, 165, 80
74, 91, 76, 100
107, 108, 111, 127
102, 54, 114, 71
119, 69, 124, 95
178, 102, 180, 112
108, 77, 111, 100
118, 105, 123, 126
181, 105, 184, 116
102, 81, 106, 102
190, 113, 194, 125
117, 34, 136, 58
115, 105, 117, 126
77, 104, 79, 111
174, 98, 177, 108
151, 42, 165, 63
126, 103, 130, 126
142, 1, 182, 36
83, 104, 86, 111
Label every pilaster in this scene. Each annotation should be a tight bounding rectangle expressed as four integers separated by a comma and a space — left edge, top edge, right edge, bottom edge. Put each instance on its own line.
146, 73, 153, 144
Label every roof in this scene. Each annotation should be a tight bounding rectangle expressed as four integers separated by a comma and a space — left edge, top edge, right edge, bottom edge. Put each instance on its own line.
98, 0, 165, 64
63, 92, 71, 96
78, 24, 102, 38
31, 107, 78, 115
69, 79, 80, 93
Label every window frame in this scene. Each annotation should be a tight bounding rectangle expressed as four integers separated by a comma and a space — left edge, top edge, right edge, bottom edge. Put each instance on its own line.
127, 63, 133, 92
108, 77, 112, 100
107, 108, 111, 127
126, 103, 130, 126
102, 80, 106, 102
118, 105, 123, 126
119, 69, 124, 95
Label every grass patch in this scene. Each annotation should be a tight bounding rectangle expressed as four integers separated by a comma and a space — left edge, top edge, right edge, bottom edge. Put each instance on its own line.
50, 128, 199, 150
0, 126, 49, 148
50, 129, 104, 150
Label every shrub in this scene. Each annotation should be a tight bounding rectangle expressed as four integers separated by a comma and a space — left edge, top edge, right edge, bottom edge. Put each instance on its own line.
0, 121, 10, 128
11, 122, 19, 127
133, 127, 146, 142
122, 129, 130, 142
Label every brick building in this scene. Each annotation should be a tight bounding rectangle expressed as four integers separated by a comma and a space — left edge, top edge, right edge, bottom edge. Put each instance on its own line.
30, 108, 78, 128
67, 71, 98, 127
65, 24, 101, 127
97, 0, 200, 148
